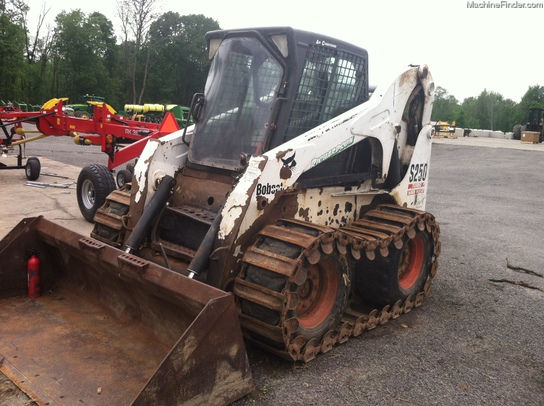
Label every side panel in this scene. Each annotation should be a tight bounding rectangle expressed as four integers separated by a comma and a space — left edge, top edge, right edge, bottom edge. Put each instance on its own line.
391, 124, 435, 210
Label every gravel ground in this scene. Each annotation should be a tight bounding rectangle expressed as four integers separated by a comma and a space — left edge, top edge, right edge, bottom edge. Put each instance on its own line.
236, 140, 544, 405
1, 136, 543, 405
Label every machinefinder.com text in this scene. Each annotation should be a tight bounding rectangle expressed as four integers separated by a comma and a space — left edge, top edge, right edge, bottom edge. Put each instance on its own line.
467, 1, 543, 7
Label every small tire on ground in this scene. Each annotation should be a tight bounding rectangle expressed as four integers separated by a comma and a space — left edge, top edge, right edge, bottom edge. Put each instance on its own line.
25, 157, 41, 181
116, 169, 132, 188
353, 229, 434, 308
77, 164, 116, 222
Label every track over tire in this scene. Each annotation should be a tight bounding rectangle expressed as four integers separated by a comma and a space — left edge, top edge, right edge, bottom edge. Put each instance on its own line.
25, 157, 40, 181
77, 164, 116, 222
116, 169, 132, 188
345, 204, 439, 310
234, 220, 350, 361
91, 185, 132, 247
235, 205, 440, 361
353, 228, 433, 308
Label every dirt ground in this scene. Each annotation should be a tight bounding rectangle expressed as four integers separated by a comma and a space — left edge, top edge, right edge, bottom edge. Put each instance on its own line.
1, 136, 543, 405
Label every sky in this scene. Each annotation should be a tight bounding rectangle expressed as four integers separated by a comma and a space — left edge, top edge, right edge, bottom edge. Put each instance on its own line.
26, 0, 544, 103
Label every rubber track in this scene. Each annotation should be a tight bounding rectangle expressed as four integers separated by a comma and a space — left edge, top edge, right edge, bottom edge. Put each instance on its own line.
91, 184, 132, 247
233, 204, 441, 362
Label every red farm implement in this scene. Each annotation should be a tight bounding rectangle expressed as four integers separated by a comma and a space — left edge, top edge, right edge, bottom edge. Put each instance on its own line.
0, 98, 182, 221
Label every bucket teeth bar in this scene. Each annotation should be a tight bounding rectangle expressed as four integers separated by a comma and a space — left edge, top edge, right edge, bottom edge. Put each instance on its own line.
233, 205, 440, 362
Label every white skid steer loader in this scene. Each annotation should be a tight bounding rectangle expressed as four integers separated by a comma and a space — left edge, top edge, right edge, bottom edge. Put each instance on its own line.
0, 27, 439, 405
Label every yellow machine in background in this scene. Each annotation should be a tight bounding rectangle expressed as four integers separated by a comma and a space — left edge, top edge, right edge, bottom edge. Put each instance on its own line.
434, 120, 456, 138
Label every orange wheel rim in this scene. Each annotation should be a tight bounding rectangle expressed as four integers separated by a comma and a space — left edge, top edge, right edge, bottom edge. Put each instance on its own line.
296, 260, 339, 330
398, 235, 425, 291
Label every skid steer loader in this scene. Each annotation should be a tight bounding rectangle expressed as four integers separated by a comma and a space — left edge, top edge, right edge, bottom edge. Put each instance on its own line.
0, 27, 440, 405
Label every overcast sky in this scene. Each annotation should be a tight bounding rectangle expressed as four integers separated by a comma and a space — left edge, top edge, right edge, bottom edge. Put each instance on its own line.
27, 0, 543, 102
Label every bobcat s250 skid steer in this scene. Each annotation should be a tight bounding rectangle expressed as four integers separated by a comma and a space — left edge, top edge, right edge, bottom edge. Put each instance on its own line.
0, 27, 439, 405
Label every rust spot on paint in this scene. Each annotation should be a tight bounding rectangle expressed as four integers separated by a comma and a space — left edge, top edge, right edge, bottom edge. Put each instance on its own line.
279, 151, 296, 179
345, 202, 353, 213
276, 149, 292, 160
333, 203, 340, 216
298, 207, 310, 221
280, 166, 292, 179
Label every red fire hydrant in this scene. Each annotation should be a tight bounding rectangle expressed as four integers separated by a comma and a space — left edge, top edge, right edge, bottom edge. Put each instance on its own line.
27, 254, 41, 298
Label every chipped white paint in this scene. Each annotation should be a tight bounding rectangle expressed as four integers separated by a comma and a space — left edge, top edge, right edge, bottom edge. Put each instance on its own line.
217, 65, 434, 241
218, 156, 266, 240
133, 128, 191, 206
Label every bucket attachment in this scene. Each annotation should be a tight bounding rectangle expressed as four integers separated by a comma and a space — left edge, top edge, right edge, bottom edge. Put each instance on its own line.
0, 217, 254, 405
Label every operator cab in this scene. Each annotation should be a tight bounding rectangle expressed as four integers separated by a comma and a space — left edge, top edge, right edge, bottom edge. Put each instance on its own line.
188, 27, 373, 186
147, 28, 373, 278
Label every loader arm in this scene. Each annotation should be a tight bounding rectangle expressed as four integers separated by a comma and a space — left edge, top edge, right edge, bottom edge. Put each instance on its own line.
219, 64, 435, 242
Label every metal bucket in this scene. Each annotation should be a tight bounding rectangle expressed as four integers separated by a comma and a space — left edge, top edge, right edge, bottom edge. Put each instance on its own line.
0, 217, 254, 405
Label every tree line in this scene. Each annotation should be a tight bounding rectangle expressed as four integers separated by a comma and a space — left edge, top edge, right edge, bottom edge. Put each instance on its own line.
1, 0, 542, 131
0, 0, 219, 110
432, 85, 544, 133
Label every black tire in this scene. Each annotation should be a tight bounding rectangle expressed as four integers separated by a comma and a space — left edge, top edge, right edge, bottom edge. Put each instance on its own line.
353, 229, 434, 308
25, 157, 40, 181
74, 110, 91, 119
116, 169, 132, 188
77, 164, 116, 222
513, 124, 522, 140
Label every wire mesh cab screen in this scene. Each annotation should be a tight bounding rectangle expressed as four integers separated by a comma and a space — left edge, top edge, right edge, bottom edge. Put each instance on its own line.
284, 44, 368, 142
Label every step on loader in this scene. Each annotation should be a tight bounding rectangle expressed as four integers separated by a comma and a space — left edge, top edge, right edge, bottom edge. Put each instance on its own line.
0, 27, 440, 405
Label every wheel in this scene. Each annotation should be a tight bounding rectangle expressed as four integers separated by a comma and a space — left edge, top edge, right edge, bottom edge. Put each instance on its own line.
354, 229, 434, 308
512, 124, 522, 140
238, 222, 349, 353
74, 110, 91, 119
116, 169, 132, 188
77, 164, 116, 222
292, 253, 348, 338
25, 157, 40, 181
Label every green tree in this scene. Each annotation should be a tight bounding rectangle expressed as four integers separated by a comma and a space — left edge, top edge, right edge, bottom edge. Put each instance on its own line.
457, 97, 478, 129
51, 10, 119, 104
431, 86, 459, 123
118, 0, 160, 104
495, 98, 517, 133
513, 85, 544, 127
145, 13, 219, 104
472, 89, 504, 131
0, 0, 27, 101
